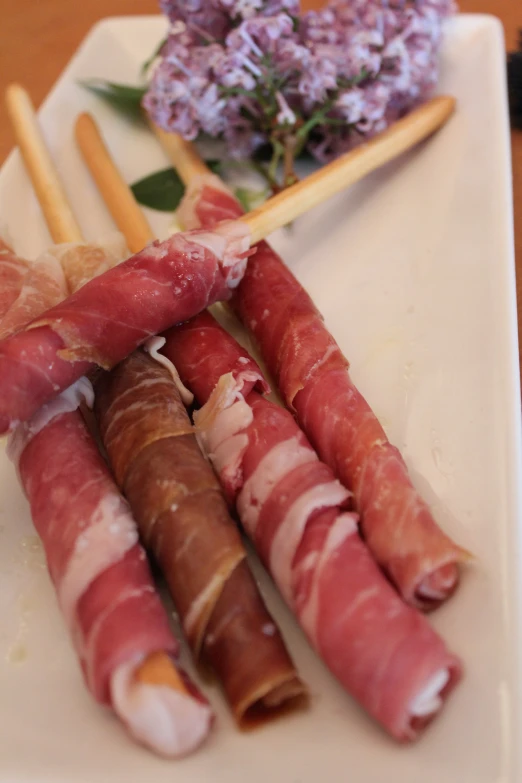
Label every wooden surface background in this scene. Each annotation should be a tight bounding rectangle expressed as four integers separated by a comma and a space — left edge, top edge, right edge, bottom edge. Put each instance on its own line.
0, 0, 520, 352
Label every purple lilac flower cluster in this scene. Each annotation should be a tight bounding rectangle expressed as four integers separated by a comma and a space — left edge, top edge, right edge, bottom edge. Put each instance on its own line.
144, 0, 455, 172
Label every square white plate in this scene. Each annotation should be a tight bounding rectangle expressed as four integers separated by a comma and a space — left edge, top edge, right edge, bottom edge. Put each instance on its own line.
0, 13, 520, 783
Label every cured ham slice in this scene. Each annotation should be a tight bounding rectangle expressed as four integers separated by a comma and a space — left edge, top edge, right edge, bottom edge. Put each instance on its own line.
0, 248, 66, 340
0, 222, 251, 434
48, 232, 128, 292
160, 312, 462, 742
178, 175, 468, 611
5, 240, 212, 757
94, 347, 305, 725
0, 239, 30, 320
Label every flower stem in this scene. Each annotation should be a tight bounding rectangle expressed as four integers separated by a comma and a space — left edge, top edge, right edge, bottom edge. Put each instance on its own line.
282, 134, 298, 188
267, 138, 285, 192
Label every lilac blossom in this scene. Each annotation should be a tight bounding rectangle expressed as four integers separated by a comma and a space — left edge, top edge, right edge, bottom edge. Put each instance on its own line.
146, 0, 456, 174
160, 0, 229, 40
160, 0, 299, 37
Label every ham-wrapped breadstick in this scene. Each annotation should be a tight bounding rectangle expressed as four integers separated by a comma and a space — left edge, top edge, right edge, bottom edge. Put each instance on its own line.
0, 93, 454, 435
159, 311, 462, 742
1, 244, 212, 757
3, 87, 213, 756
94, 347, 305, 724
11, 396, 212, 756
175, 172, 469, 611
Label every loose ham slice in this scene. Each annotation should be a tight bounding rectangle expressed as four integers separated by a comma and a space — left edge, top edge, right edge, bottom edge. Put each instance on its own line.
178, 175, 468, 611
4, 240, 212, 757
47, 233, 128, 292
0, 249, 66, 340
0, 222, 251, 434
0, 238, 30, 320
94, 348, 305, 725
160, 312, 462, 742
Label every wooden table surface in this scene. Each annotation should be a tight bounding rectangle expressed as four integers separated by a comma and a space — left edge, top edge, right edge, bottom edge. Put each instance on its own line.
0, 0, 520, 352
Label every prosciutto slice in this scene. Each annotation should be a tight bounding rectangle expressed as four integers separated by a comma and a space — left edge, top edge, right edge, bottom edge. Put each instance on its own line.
178, 175, 468, 611
94, 348, 305, 724
0, 249, 66, 340
0, 239, 30, 320
160, 312, 462, 742
47, 233, 128, 292
0, 222, 251, 434
4, 241, 212, 757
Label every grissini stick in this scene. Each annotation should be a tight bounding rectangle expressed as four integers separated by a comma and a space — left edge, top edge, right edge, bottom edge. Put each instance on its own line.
75, 112, 153, 253
159, 96, 455, 241
83, 96, 456, 244
5, 84, 83, 244
152, 123, 210, 182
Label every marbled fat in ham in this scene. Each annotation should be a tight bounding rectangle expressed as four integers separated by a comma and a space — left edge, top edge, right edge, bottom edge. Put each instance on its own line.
178, 175, 468, 611
0, 223, 251, 434
161, 312, 462, 742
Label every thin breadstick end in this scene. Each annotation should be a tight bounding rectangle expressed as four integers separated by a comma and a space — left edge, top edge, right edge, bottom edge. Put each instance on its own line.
151, 123, 209, 186
75, 112, 155, 253
242, 95, 456, 245
5, 83, 84, 244
136, 651, 189, 694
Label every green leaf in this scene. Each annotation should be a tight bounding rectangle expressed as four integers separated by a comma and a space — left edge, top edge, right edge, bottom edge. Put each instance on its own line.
79, 79, 146, 122
207, 160, 223, 175
234, 186, 268, 213
130, 160, 222, 213
141, 37, 168, 75
131, 168, 186, 212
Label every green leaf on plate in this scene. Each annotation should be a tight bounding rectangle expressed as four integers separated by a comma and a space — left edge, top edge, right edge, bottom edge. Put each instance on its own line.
141, 37, 168, 75
79, 79, 146, 121
130, 161, 223, 213
207, 159, 223, 175
234, 186, 269, 213
131, 168, 186, 212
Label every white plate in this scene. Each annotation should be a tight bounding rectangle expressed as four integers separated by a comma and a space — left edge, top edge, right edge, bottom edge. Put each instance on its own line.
0, 13, 520, 783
